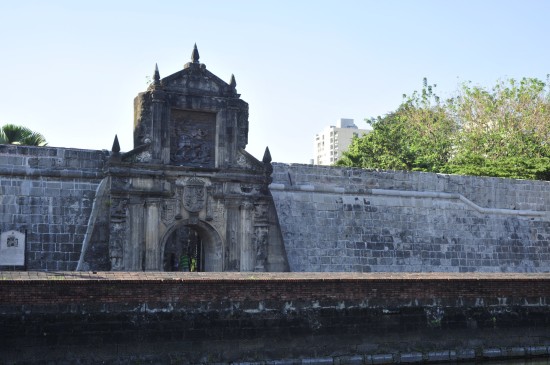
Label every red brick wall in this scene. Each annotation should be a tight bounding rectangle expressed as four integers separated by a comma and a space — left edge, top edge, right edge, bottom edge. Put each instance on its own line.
1, 272, 549, 310
2, 273, 550, 363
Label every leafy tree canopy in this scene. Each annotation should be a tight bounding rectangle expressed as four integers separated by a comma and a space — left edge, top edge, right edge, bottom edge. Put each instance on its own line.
0, 124, 47, 146
337, 77, 550, 180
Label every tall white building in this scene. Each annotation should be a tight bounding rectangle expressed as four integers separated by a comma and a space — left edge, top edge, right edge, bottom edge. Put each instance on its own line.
313, 118, 369, 165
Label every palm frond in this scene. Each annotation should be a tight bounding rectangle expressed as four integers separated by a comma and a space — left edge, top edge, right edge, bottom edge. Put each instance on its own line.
0, 124, 48, 146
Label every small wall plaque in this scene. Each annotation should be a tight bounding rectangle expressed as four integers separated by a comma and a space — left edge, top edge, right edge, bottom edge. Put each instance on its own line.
0, 230, 25, 266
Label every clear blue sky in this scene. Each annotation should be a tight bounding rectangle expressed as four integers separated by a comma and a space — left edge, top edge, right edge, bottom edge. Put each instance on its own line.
1, 0, 550, 163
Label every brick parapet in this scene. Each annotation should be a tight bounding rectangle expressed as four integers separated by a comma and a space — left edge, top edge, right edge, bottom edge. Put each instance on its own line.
2, 272, 550, 363
1, 272, 550, 309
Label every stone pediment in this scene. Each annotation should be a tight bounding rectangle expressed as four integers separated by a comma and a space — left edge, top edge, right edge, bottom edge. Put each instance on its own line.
161, 64, 236, 97
128, 44, 254, 169
156, 44, 237, 98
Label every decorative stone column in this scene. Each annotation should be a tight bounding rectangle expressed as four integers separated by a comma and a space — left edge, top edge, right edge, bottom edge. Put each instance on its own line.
225, 199, 241, 271
144, 198, 161, 270
109, 198, 128, 271
126, 200, 145, 271
253, 202, 269, 272
239, 201, 255, 271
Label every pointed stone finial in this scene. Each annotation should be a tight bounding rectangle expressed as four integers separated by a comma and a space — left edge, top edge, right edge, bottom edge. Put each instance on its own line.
262, 146, 273, 186
262, 146, 272, 164
191, 43, 200, 63
153, 63, 160, 86
229, 74, 237, 89
112, 135, 121, 154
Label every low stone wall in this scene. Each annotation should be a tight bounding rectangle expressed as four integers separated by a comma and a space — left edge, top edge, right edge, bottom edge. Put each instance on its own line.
271, 164, 550, 273
1, 272, 550, 364
0, 145, 107, 270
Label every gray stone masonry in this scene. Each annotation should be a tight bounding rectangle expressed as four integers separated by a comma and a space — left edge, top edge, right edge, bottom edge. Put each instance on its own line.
0, 145, 106, 270
5, 145, 550, 273
270, 163, 550, 272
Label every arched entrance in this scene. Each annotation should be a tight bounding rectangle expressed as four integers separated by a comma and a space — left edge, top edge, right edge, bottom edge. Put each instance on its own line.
160, 219, 223, 272
163, 226, 203, 272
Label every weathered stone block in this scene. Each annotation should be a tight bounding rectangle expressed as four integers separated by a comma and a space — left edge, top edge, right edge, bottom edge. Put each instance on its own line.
399, 352, 423, 363
527, 346, 548, 356
302, 358, 333, 365
370, 354, 393, 364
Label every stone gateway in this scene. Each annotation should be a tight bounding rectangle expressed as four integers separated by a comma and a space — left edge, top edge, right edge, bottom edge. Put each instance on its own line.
78, 45, 289, 272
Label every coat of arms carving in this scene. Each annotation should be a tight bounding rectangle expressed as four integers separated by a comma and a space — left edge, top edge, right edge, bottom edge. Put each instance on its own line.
183, 177, 206, 213
7, 235, 18, 247
161, 199, 177, 225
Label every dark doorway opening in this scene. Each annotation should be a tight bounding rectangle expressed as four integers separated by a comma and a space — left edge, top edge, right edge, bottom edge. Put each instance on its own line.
163, 226, 203, 272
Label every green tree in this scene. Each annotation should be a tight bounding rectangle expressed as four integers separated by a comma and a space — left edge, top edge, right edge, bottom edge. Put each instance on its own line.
337, 79, 456, 172
443, 77, 550, 179
0, 124, 47, 146
338, 77, 550, 180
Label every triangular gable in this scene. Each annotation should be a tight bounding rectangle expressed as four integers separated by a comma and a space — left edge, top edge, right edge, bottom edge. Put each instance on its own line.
161, 66, 236, 97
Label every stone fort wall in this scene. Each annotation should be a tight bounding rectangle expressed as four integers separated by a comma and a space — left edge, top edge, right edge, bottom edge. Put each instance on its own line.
270, 163, 550, 273
3, 144, 550, 273
0, 145, 107, 270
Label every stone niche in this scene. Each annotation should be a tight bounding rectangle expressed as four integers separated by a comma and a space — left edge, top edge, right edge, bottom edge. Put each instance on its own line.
79, 45, 289, 273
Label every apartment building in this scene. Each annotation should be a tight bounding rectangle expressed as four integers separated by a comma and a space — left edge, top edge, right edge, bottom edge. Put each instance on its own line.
313, 118, 369, 165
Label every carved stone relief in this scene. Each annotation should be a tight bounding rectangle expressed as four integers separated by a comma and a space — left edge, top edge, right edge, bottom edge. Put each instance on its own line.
170, 110, 216, 168
109, 198, 128, 270
110, 198, 128, 222
161, 199, 177, 226
236, 154, 250, 169
135, 151, 152, 163
211, 200, 226, 233
254, 203, 269, 224
7, 235, 18, 247
183, 177, 206, 213
109, 229, 124, 271
236, 152, 263, 172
